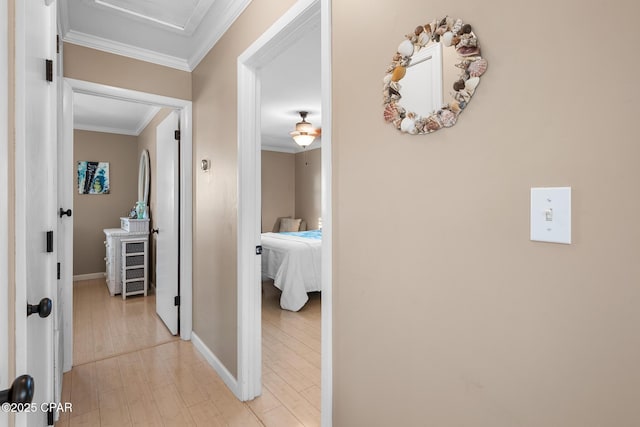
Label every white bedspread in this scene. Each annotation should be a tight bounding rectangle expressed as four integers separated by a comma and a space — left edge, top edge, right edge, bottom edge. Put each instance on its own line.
261, 232, 321, 311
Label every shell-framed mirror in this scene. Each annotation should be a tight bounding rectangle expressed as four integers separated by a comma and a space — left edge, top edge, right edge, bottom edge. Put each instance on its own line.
383, 16, 487, 134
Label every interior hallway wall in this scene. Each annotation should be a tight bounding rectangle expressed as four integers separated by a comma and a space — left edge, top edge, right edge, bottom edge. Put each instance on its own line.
332, 0, 640, 425
262, 150, 295, 232
63, 43, 191, 101
295, 148, 321, 230
73, 130, 138, 276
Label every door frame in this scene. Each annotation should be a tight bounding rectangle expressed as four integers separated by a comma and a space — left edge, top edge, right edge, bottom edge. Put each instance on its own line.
60, 78, 194, 361
0, 0, 9, 399
237, 0, 333, 424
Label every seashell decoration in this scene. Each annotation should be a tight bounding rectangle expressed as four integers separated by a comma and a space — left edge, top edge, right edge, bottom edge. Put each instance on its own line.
382, 16, 487, 135
467, 58, 488, 77
397, 39, 415, 57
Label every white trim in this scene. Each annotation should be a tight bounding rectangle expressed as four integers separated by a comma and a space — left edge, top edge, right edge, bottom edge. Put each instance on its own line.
261, 144, 322, 154
57, 0, 70, 37
63, 30, 192, 72
73, 123, 141, 136
237, 0, 330, 413
0, 0, 9, 399
135, 105, 162, 135
187, 0, 252, 70
320, 0, 332, 424
73, 272, 106, 281
63, 78, 194, 353
191, 332, 239, 396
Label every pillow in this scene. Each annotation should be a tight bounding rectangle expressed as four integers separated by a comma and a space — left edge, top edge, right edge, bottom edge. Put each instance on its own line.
279, 218, 302, 232
272, 216, 291, 232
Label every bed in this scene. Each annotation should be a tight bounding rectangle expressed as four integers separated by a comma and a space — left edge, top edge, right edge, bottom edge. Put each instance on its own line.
261, 229, 322, 311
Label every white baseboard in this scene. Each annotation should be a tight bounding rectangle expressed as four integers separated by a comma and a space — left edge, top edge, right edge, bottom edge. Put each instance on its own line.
191, 332, 239, 399
73, 272, 105, 281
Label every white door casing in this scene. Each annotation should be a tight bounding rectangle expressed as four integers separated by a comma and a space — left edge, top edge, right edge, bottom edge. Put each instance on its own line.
156, 110, 180, 335
237, 3, 333, 424
60, 78, 194, 349
14, 0, 57, 425
0, 2, 9, 426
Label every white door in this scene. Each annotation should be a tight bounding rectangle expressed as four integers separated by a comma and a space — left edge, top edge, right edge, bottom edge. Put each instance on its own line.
155, 111, 179, 335
56, 79, 74, 397
15, 0, 57, 425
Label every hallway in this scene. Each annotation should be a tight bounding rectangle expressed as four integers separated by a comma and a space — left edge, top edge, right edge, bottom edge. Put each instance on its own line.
57, 279, 320, 426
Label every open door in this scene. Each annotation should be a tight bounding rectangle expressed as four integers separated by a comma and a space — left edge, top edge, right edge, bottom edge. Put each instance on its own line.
155, 111, 180, 335
14, 0, 58, 425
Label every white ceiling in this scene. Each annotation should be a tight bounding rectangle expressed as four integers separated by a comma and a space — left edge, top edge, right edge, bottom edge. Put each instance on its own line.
58, 0, 252, 71
74, 93, 161, 136
64, 0, 321, 153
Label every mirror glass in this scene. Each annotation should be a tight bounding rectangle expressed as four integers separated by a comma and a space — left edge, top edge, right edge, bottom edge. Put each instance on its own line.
383, 16, 487, 134
138, 149, 150, 205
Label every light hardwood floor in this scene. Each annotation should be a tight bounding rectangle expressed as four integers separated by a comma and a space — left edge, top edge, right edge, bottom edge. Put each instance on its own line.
58, 279, 320, 426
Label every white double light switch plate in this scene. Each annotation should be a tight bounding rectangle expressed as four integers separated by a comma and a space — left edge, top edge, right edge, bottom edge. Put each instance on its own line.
530, 187, 571, 244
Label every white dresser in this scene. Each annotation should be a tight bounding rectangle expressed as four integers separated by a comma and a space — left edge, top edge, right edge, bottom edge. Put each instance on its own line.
104, 226, 149, 296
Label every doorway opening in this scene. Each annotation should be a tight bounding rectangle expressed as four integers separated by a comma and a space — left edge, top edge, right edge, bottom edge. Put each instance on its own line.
60, 78, 194, 371
237, 0, 332, 425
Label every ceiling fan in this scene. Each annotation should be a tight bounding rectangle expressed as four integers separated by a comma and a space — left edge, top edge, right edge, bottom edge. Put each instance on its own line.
289, 111, 321, 148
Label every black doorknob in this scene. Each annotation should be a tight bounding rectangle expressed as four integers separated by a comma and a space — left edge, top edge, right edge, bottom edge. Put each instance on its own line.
0, 375, 35, 405
27, 298, 52, 318
59, 208, 72, 218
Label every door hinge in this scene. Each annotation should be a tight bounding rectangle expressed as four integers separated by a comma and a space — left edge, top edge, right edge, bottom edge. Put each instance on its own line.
45, 59, 53, 82
255, 245, 262, 255
57, 263, 61, 280
46, 231, 54, 253
47, 408, 54, 425
56, 35, 60, 54
174, 130, 180, 140
174, 296, 180, 306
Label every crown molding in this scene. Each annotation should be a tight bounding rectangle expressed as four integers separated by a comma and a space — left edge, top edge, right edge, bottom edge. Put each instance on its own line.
74, 123, 139, 136
135, 106, 162, 135
58, 0, 252, 72
63, 30, 192, 71
187, 0, 252, 70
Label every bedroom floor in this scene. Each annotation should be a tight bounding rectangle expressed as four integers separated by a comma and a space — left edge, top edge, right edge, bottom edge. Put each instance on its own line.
58, 278, 321, 426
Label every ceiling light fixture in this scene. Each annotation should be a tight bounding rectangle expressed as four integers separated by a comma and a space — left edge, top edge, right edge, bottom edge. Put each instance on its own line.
290, 111, 320, 148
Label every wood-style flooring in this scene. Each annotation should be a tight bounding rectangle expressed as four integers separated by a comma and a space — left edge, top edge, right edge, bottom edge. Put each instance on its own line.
58, 279, 320, 426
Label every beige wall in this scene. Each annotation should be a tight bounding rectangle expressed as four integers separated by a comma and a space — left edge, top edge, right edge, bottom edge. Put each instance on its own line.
192, 0, 297, 377
295, 148, 321, 230
137, 108, 173, 286
261, 150, 295, 232
63, 43, 192, 101
73, 130, 138, 275
333, 1, 640, 426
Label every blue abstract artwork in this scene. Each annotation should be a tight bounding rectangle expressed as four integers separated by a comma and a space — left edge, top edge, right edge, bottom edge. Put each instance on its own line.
77, 161, 110, 194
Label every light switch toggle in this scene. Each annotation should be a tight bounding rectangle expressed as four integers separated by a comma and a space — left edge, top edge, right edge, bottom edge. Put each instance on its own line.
545, 208, 553, 221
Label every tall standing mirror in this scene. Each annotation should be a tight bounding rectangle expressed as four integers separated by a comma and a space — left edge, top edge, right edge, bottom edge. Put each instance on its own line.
138, 149, 150, 206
